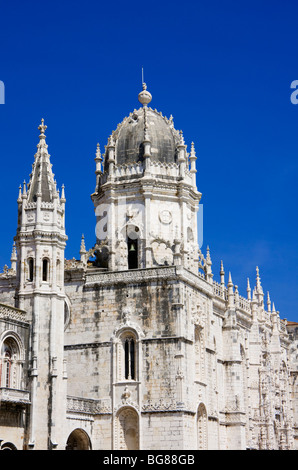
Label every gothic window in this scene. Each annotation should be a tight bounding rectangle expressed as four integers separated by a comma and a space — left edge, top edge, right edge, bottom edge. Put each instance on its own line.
116, 331, 138, 382
0, 336, 23, 389
4, 348, 11, 387
124, 337, 135, 380
28, 257, 34, 282
42, 258, 49, 282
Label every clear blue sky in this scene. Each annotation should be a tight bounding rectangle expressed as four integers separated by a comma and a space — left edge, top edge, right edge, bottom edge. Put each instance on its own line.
0, 0, 297, 321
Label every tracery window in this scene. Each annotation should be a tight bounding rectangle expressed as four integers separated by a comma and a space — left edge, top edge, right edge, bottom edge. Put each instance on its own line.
116, 331, 138, 382
0, 336, 23, 389
124, 337, 135, 380
4, 348, 12, 388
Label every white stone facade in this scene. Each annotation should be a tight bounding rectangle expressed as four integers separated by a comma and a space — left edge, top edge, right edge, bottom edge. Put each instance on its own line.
0, 85, 297, 450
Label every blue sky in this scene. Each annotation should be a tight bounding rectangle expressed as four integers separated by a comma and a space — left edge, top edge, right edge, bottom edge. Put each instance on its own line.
0, 0, 297, 321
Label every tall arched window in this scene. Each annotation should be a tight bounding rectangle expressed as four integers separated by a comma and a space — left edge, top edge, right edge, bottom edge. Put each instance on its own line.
116, 330, 138, 382
127, 237, 138, 269
28, 257, 34, 282
42, 258, 49, 282
4, 348, 12, 388
56, 259, 61, 286
124, 337, 135, 380
0, 336, 23, 389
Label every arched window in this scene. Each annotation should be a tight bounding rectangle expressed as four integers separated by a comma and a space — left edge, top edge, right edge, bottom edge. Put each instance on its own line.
127, 237, 138, 269
0, 336, 23, 389
124, 337, 135, 380
42, 258, 49, 282
28, 257, 34, 282
56, 259, 61, 286
4, 348, 12, 388
116, 330, 138, 382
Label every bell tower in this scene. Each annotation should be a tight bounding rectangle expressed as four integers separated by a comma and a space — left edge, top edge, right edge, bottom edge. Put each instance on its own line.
15, 119, 68, 449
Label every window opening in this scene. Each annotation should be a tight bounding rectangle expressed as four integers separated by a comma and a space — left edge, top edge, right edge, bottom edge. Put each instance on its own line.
28, 258, 34, 282
128, 237, 138, 269
124, 337, 135, 380
42, 259, 49, 282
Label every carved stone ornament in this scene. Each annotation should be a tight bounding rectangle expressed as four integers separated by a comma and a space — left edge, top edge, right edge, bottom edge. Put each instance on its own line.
159, 209, 172, 224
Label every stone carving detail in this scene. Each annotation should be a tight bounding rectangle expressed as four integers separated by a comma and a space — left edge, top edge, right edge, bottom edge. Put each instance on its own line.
159, 209, 172, 225
0, 304, 27, 322
115, 407, 139, 450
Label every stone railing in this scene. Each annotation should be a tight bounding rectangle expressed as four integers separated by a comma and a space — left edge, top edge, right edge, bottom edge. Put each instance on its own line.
213, 280, 225, 299
115, 162, 144, 178
0, 387, 30, 404
67, 396, 111, 415
85, 266, 177, 287
0, 303, 27, 323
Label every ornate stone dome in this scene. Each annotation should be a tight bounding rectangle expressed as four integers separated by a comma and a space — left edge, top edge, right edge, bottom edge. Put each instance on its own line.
104, 85, 181, 169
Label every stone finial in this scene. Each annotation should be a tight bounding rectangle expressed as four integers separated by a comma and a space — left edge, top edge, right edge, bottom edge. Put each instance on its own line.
138, 83, 152, 106
38, 118, 47, 136
80, 234, 86, 254
60, 184, 66, 203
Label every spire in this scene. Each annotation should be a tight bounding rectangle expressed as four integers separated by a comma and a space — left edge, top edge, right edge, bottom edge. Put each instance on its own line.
220, 260, 225, 286
10, 242, 17, 272
256, 266, 261, 291
267, 292, 271, 313
177, 131, 186, 177
247, 278, 251, 300
234, 285, 239, 309
95, 143, 103, 189
17, 184, 22, 203
189, 142, 197, 187
60, 184, 66, 204
80, 234, 86, 255
95, 143, 102, 174
227, 272, 234, 310
107, 134, 116, 179
27, 119, 56, 203
205, 246, 213, 282
255, 266, 264, 305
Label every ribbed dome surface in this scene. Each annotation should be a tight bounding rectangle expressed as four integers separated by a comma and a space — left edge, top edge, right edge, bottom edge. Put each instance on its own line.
111, 107, 179, 166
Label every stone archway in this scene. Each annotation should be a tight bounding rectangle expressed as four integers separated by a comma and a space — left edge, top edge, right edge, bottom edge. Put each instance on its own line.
65, 428, 91, 450
0, 441, 17, 450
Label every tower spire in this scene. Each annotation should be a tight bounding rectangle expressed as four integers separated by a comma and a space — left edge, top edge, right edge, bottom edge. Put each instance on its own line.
27, 119, 56, 203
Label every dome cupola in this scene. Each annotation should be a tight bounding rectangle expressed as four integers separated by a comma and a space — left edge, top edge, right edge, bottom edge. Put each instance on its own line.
103, 84, 181, 170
